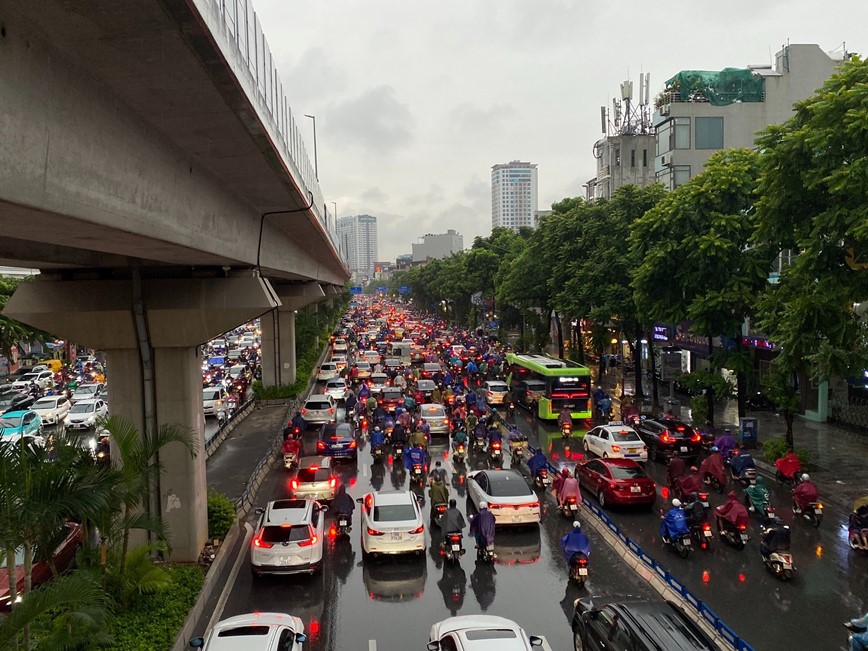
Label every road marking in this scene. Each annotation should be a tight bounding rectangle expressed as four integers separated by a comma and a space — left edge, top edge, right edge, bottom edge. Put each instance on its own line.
207, 522, 253, 633
362, 463, 369, 477
368, 641, 377, 651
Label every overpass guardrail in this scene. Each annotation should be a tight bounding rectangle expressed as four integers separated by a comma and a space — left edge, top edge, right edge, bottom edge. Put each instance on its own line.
529, 445, 754, 651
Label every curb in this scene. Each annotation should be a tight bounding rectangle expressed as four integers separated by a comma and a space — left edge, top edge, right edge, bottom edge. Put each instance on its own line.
205, 400, 256, 459
169, 521, 241, 651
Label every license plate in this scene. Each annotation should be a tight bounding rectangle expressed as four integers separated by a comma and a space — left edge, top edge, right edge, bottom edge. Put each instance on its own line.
570, 503, 578, 511
631, 486, 641, 493
683, 539, 692, 546
704, 530, 713, 538
680, 446, 688, 452
338, 519, 348, 527
414, 468, 421, 475
543, 478, 552, 484
740, 534, 749, 542
277, 555, 294, 566
578, 568, 588, 576
451, 544, 460, 551
391, 532, 402, 541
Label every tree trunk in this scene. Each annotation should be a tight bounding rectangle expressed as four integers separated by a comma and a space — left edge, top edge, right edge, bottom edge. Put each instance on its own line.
574, 321, 585, 364
648, 332, 659, 407
735, 335, 746, 419
5, 547, 18, 650
120, 505, 131, 575
784, 410, 794, 449
554, 311, 564, 358
706, 336, 716, 427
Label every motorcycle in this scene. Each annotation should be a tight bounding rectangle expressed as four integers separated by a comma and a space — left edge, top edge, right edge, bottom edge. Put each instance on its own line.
561, 422, 573, 440
848, 498, 868, 551
660, 509, 692, 558
717, 518, 750, 550
683, 494, 713, 550
432, 501, 448, 526
509, 436, 528, 461
394, 444, 405, 462
442, 532, 465, 562
731, 465, 758, 487
335, 512, 352, 536
744, 482, 776, 524
372, 444, 385, 462
568, 552, 589, 587
534, 468, 551, 491
472, 432, 487, 454
560, 495, 580, 518
762, 545, 795, 581
476, 541, 496, 563
794, 501, 824, 528
489, 439, 503, 463
411, 463, 426, 486
452, 443, 467, 464
283, 451, 298, 470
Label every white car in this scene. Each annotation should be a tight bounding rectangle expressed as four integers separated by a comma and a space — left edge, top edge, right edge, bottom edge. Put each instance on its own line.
467, 469, 540, 526
428, 615, 546, 651
31, 396, 72, 426
301, 394, 336, 424
250, 499, 327, 576
324, 378, 348, 402
316, 362, 338, 382
64, 399, 108, 430
583, 422, 648, 462
331, 354, 348, 371
358, 490, 426, 557
71, 383, 105, 404
354, 361, 373, 379
202, 387, 227, 418
189, 612, 306, 651
361, 350, 380, 366
332, 338, 348, 353
482, 380, 510, 405
419, 403, 451, 436
369, 373, 389, 393
11, 371, 53, 391
227, 364, 248, 381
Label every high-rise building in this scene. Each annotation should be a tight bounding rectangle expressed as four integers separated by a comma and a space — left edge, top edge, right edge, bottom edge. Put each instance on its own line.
336, 214, 378, 280
411, 229, 464, 262
491, 161, 538, 231
654, 44, 847, 189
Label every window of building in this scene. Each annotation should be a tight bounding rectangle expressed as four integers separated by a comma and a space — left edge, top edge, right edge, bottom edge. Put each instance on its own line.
673, 165, 691, 187
674, 117, 690, 149
695, 116, 724, 149
629, 150, 635, 167
656, 121, 671, 156
643, 149, 648, 167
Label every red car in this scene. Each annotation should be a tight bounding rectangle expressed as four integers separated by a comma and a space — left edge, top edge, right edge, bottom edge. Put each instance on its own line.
577, 458, 657, 509
378, 387, 405, 411
0, 522, 82, 610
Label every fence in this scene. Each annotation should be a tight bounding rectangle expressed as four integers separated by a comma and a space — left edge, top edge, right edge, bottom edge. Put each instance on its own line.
531, 446, 754, 651
829, 396, 868, 431
204, 397, 256, 459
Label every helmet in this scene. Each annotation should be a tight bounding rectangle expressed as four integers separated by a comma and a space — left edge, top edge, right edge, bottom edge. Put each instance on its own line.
724, 428, 732, 434
374, 426, 381, 432
690, 466, 699, 472
492, 408, 498, 413
711, 446, 719, 452
479, 501, 488, 510
572, 521, 581, 529
562, 468, 570, 477
801, 473, 810, 482
671, 498, 682, 508
435, 460, 442, 467
449, 499, 457, 508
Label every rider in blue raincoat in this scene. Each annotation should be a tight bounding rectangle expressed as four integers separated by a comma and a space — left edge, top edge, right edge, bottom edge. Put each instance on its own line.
660, 499, 690, 542
528, 449, 548, 476
470, 501, 496, 548
405, 443, 426, 470
370, 426, 386, 448
561, 521, 591, 563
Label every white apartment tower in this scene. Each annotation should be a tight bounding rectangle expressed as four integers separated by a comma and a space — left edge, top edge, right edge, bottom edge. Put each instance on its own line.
336, 214, 378, 281
491, 161, 538, 231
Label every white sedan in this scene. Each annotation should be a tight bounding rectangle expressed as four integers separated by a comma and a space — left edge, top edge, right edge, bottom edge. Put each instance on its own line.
467, 470, 540, 526
31, 396, 72, 426
428, 615, 545, 651
583, 422, 648, 462
64, 399, 109, 430
190, 613, 306, 650
358, 490, 426, 557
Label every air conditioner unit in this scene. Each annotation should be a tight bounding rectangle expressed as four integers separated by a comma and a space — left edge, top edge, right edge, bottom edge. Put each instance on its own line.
659, 103, 670, 116
661, 155, 669, 166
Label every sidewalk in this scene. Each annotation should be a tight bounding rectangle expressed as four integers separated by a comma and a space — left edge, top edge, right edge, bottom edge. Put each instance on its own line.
598, 371, 868, 514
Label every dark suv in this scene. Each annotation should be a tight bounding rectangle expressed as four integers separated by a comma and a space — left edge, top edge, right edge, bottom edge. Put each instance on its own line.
572, 597, 718, 651
634, 417, 701, 462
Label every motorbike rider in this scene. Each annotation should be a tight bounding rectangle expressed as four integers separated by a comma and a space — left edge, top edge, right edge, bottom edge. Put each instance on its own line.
469, 501, 496, 552
667, 451, 687, 488
683, 492, 708, 529
561, 521, 591, 564
487, 422, 504, 446
660, 498, 690, 543
774, 449, 801, 481
282, 435, 301, 458
558, 470, 581, 509
370, 426, 386, 450
391, 422, 408, 449
759, 517, 791, 560
848, 612, 868, 651
714, 428, 737, 458
440, 498, 467, 537
372, 403, 387, 425
451, 426, 469, 452
357, 381, 371, 401
730, 446, 756, 479
290, 410, 306, 433
528, 448, 548, 477
332, 484, 355, 520
432, 385, 443, 404
405, 442, 427, 470
501, 391, 514, 415
714, 491, 750, 532
465, 411, 479, 435
677, 466, 704, 498
792, 473, 819, 514
393, 373, 407, 390
430, 460, 448, 485
344, 392, 358, 420
700, 446, 727, 488
488, 408, 502, 428
410, 426, 428, 449
429, 476, 450, 510
366, 395, 378, 418
553, 468, 571, 499
557, 405, 573, 429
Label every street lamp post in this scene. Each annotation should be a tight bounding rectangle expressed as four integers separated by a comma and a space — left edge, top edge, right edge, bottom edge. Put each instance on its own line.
304, 114, 318, 181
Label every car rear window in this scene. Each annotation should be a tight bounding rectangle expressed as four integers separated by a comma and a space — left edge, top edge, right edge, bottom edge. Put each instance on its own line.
488, 383, 507, 391
373, 504, 417, 522
321, 364, 336, 370
610, 465, 647, 480
218, 625, 270, 638
297, 468, 331, 482
306, 401, 331, 411
260, 525, 309, 544
203, 390, 222, 400
327, 380, 345, 388
382, 389, 403, 399
612, 430, 641, 442
465, 630, 518, 640
488, 474, 533, 497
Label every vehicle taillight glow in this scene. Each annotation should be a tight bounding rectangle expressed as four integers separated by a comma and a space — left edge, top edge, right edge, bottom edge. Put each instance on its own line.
329, 477, 337, 488
691, 433, 701, 442
328, 407, 335, 413
702, 522, 711, 531
738, 524, 746, 531
611, 445, 621, 452
367, 527, 384, 536
253, 534, 273, 549
316, 441, 326, 450
301, 408, 308, 415
410, 525, 424, 534
660, 432, 673, 443
349, 440, 357, 448
291, 479, 298, 490
578, 557, 588, 566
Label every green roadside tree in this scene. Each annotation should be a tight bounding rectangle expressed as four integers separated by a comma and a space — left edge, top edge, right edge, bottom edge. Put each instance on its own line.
0, 277, 53, 360
631, 149, 772, 424
753, 57, 868, 447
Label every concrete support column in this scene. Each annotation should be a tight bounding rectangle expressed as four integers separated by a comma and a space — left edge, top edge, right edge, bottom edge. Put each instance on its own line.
261, 309, 297, 387
103, 348, 145, 436
153, 347, 208, 560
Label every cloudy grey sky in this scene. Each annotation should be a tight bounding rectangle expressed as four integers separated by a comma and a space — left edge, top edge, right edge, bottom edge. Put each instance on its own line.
254, 0, 867, 260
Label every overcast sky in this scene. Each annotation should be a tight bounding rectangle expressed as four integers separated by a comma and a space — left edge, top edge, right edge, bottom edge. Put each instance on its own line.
254, 0, 867, 261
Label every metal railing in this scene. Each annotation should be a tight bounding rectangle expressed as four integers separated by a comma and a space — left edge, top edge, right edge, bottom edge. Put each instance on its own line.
829, 396, 868, 431
191, 0, 342, 256
204, 396, 256, 458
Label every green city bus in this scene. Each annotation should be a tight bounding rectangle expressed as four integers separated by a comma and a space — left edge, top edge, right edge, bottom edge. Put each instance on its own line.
505, 353, 592, 420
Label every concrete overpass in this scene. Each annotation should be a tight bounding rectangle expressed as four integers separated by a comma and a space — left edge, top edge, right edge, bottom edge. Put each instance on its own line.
0, 0, 350, 559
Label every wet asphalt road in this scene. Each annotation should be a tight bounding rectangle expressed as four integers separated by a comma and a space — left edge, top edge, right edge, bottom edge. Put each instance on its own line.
217, 389, 868, 650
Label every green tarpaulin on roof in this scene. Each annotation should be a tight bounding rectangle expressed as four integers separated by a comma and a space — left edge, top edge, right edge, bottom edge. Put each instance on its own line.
664, 68, 765, 106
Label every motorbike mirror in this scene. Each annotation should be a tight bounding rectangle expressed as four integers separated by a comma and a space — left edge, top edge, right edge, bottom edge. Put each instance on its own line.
529, 636, 544, 647
427, 643, 440, 651
189, 638, 205, 648
356, 497, 364, 504
319, 505, 329, 512
254, 507, 264, 515
295, 633, 307, 643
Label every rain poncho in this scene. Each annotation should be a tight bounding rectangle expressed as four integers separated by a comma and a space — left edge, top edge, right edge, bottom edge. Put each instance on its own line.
332, 485, 354, 516
793, 480, 819, 510
528, 450, 548, 476
774, 452, 801, 480
660, 507, 690, 540
700, 452, 727, 486
559, 477, 581, 505
469, 508, 496, 546
561, 528, 591, 562
405, 446, 426, 470
715, 492, 750, 528
440, 507, 466, 535
714, 432, 736, 457
730, 451, 755, 477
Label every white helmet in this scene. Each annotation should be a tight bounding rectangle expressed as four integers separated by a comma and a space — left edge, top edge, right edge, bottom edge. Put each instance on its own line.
479, 501, 488, 509
672, 498, 682, 508
572, 521, 581, 529
801, 473, 810, 482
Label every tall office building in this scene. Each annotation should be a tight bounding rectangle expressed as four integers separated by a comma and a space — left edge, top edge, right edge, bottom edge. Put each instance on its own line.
491, 161, 538, 231
336, 214, 378, 281
412, 229, 464, 262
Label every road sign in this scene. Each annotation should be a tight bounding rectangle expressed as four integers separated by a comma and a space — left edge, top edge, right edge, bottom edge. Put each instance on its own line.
470, 291, 483, 306
398, 285, 410, 295
377, 286, 387, 294
349, 286, 363, 295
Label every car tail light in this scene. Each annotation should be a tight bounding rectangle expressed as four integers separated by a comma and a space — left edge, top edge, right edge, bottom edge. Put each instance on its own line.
291, 479, 298, 490
691, 433, 701, 443
410, 525, 424, 534
316, 441, 326, 451
301, 408, 308, 415
611, 445, 621, 452
253, 533, 273, 549
328, 407, 335, 414
349, 440, 357, 448
488, 503, 504, 510
367, 527, 384, 536
660, 432, 673, 443
329, 477, 337, 488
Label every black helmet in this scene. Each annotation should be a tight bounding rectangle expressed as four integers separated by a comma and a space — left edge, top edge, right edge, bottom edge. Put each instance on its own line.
449, 498, 457, 508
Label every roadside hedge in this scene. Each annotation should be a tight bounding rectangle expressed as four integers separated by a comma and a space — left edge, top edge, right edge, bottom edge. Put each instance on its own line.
207, 488, 237, 541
